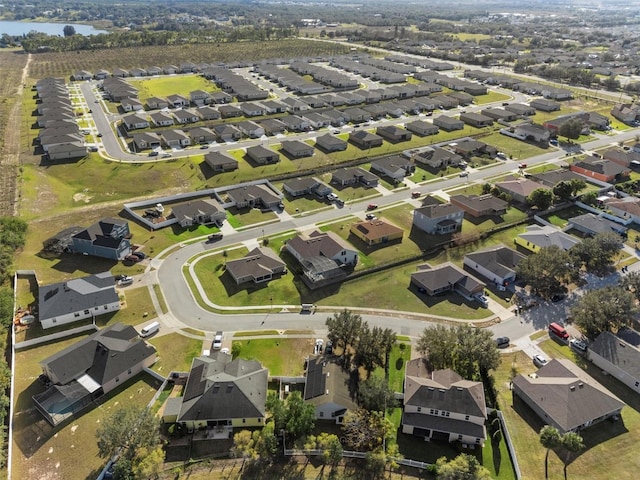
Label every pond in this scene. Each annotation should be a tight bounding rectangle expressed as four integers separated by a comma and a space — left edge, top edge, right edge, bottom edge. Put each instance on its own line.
0, 20, 107, 37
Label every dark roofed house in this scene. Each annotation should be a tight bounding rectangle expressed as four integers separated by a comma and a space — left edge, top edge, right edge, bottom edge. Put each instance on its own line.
512, 359, 625, 434
71, 218, 131, 260
568, 213, 628, 237
226, 184, 282, 209
570, 157, 630, 183
304, 355, 357, 424
38, 272, 121, 330
589, 329, 640, 394
450, 139, 497, 158
370, 155, 415, 182
405, 120, 439, 137
412, 147, 463, 170
283, 177, 331, 197
463, 244, 525, 287
315, 134, 348, 152
246, 145, 280, 165
433, 115, 464, 131
204, 151, 239, 172
375, 125, 412, 143
281, 140, 315, 158
412, 202, 463, 235
402, 358, 487, 446
349, 130, 384, 149
331, 167, 379, 187
170, 199, 226, 228
530, 98, 560, 112
528, 168, 581, 188
495, 176, 550, 204
34, 322, 157, 425
449, 194, 508, 218
162, 351, 268, 434
460, 112, 494, 128
410, 262, 485, 300
225, 247, 286, 285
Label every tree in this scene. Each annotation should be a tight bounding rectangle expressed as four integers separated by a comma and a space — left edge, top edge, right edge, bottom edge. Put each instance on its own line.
569, 178, 587, 196
358, 374, 397, 412
283, 391, 316, 439
364, 451, 387, 479
342, 409, 392, 451
131, 446, 164, 479
232, 429, 260, 467
96, 406, 161, 461
539, 425, 562, 479
325, 309, 364, 359
560, 431, 585, 480
621, 271, 640, 301
527, 188, 554, 210
266, 391, 286, 432
553, 181, 574, 202
516, 245, 576, 299
317, 433, 343, 468
416, 324, 456, 369
558, 117, 584, 140
570, 285, 636, 339
436, 453, 492, 480
63, 25, 76, 37
570, 232, 622, 275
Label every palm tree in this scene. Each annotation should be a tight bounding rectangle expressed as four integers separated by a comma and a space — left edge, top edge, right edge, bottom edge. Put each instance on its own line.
539, 425, 562, 479
561, 432, 585, 480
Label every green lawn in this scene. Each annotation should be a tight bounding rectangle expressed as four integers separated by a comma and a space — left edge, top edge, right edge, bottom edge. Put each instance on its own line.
232, 338, 314, 376
148, 333, 203, 374
479, 132, 549, 160
129, 75, 216, 102
473, 91, 512, 105
496, 343, 640, 480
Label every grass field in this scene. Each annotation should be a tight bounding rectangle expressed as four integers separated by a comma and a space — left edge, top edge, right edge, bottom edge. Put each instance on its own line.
148, 333, 203, 375
232, 338, 314, 376
129, 75, 216, 102
12, 333, 161, 480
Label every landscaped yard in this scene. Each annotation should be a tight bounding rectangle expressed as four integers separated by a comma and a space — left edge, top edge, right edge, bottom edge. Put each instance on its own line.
129, 75, 218, 102
148, 332, 203, 375
12, 334, 160, 480
495, 343, 640, 480
232, 338, 314, 376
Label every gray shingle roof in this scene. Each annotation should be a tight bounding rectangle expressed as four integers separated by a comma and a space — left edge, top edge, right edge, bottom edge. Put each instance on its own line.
589, 330, 640, 381
225, 247, 285, 282
38, 272, 120, 321
464, 244, 525, 279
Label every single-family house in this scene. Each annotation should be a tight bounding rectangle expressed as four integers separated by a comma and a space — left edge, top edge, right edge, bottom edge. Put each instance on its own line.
225, 184, 282, 209
132, 132, 162, 151
370, 155, 415, 182
38, 272, 121, 330
405, 121, 439, 137
33, 322, 157, 425
239, 103, 265, 117
72, 70, 93, 81
282, 177, 331, 198
331, 167, 379, 188
611, 104, 640, 124
279, 115, 310, 132
281, 140, 314, 158
71, 218, 131, 260
204, 151, 239, 172
160, 130, 191, 148
213, 124, 242, 142
460, 112, 493, 128
246, 145, 280, 165
349, 130, 384, 150
402, 358, 487, 446
150, 111, 175, 127
218, 105, 243, 119
315, 134, 348, 152
449, 194, 508, 218
450, 140, 497, 158
350, 218, 403, 246
504, 103, 536, 116
146, 96, 169, 110
259, 118, 287, 136
170, 199, 226, 228
410, 262, 485, 299
512, 359, 625, 434
433, 116, 464, 132
530, 98, 561, 112
225, 247, 286, 285
303, 355, 357, 424
166, 94, 190, 108
122, 113, 150, 130
44, 142, 87, 162
494, 177, 550, 205
481, 108, 518, 122
196, 106, 221, 121
162, 351, 267, 433
515, 225, 579, 252
412, 202, 463, 235
120, 97, 143, 112
589, 329, 640, 394
237, 121, 265, 139
376, 125, 412, 143
412, 147, 463, 170
285, 230, 358, 287
602, 197, 640, 224
567, 213, 628, 237
463, 244, 525, 287
188, 127, 216, 145
173, 109, 200, 125
570, 157, 630, 184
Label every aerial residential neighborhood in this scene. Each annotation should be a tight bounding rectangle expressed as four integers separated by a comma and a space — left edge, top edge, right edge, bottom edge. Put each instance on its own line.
3, 1, 640, 479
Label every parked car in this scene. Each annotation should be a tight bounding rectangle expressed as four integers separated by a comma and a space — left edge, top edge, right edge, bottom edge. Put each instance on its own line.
533, 354, 548, 368
97, 132, 103, 137
131, 251, 146, 260
495, 337, 510, 348
549, 139, 558, 146
325, 340, 333, 355
459, 171, 469, 177
124, 254, 141, 264
475, 294, 489, 307
88, 146, 98, 152
118, 276, 134, 286
570, 338, 588, 353
213, 331, 223, 350
367, 204, 378, 210
326, 193, 338, 202
207, 233, 223, 242
365, 213, 376, 220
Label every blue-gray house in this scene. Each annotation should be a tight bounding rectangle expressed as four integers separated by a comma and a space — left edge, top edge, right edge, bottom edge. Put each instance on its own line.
71, 218, 131, 260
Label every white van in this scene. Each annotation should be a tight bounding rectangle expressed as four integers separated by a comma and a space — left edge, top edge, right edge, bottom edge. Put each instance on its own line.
140, 321, 160, 337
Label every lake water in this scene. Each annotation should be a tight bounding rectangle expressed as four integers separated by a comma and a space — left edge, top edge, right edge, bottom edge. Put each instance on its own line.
0, 20, 108, 37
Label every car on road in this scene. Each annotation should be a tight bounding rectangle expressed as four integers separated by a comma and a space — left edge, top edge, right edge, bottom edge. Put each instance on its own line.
411, 191, 421, 199
161, 153, 172, 158
148, 151, 159, 157
332, 129, 341, 134
518, 163, 527, 169
314, 339, 324, 354
94, 100, 99, 103
200, 144, 209, 149
496, 152, 507, 159
459, 171, 469, 177
325, 340, 333, 355
213, 331, 223, 350
88, 146, 98, 152
97, 132, 103, 137
533, 354, 548, 368
367, 204, 378, 210
365, 213, 376, 220
207, 233, 223, 242
495, 337, 510, 349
